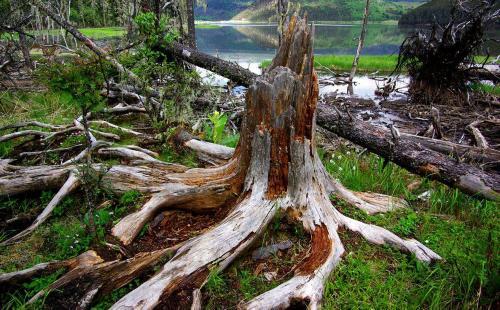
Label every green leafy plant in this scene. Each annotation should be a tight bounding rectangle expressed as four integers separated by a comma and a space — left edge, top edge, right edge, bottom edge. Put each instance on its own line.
119, 190, 141, 207
205, 111, 228, 144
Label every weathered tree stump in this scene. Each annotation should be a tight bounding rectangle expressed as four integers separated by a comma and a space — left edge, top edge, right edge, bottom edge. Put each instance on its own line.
0, 16, 439, 309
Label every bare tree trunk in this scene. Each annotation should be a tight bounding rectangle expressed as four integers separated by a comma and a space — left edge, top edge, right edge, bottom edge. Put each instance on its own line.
348, 0, 370, 95
186, 0, 196, 48
276, 0, 289, 46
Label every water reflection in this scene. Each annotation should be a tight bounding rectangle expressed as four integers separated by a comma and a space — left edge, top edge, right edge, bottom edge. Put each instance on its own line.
196, 23, 408, 64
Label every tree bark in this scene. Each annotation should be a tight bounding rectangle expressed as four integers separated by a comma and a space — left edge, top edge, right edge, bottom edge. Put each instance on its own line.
276, 0, 289, 46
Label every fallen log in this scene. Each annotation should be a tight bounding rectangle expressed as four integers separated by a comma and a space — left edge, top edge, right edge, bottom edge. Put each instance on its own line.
401, 133, 500, 164
155, 41, 258, 86
316, 104, 500, 201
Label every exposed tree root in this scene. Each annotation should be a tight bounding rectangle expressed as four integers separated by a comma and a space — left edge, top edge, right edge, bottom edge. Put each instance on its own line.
173, 129, 234, 165
2, 172, 80, 245
0, 250, 102, 286
0, 16, 440, 308
28, 245, 181, 307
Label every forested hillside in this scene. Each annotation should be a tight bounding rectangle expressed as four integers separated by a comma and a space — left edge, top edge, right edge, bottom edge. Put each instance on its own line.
197, 0, 423, 21
399, 0, 500, 25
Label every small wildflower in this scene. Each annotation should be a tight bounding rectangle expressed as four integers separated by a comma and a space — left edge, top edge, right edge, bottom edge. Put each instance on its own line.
338, 167, 343, 172
425, 240, 429, 244
346, 151, 351, 155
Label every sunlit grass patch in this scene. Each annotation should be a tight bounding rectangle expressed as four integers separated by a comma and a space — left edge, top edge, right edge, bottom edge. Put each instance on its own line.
470, 82, 500, 96
262, 55, 399, 73
195, 23, 222, 29
319, 147, 499, 309
0, 90, 79, 127
79, 27, 126, 39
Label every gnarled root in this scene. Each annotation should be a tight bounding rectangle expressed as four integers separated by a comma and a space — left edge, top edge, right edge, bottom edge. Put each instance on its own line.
111, 183, 231, 245
111, 194, 277, 309
0, 250, 102, 286
28, 245, 180, 308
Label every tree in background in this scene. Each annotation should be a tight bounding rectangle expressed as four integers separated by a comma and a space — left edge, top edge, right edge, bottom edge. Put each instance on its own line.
395, 0, 499, 105
348, 0, 370, 95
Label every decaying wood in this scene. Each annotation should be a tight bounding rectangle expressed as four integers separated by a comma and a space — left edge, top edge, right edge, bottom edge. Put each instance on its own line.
467, 120, 489, 149
317, 105, 500, 201
158, 40, 258, 86
401, 133, 500, 164
28, 245, 181, 308
430, 107, 443, 139
0, 15, 441, 309
107, 16, 438, 309
173, 129, 234, 165
0, 250, 103, 286
2, 172, 80, 245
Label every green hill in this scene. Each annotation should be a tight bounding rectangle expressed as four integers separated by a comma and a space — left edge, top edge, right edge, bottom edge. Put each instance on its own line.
195, 0, 423, 22
233, 0, 422, 22
399, 0, 500, 25
399, 0, 454, 25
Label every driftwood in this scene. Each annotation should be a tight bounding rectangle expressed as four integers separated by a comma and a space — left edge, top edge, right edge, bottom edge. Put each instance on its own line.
317, 104, 500, 201
155, 41, 258, 86
172, 129, 234, 165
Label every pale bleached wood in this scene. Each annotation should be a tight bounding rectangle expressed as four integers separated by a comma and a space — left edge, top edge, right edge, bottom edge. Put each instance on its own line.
2, 172, 80, 245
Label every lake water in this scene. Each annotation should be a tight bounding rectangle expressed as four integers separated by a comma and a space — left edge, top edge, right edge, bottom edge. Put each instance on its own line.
32, 22, 498, 99
195, 22, 414, 99
196, 22, 410, 69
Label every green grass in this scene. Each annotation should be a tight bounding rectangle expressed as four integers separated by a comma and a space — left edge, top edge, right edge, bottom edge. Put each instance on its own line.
0, 90, 79, 128
195, 23, 223, 29
32, 27, 125, 39
319, 148, 499, 309
262, 55, 400, 73
470, 82, 500, 96
79, 27, 125, 39
2, 27, 125, 41
262, 55, 496, 74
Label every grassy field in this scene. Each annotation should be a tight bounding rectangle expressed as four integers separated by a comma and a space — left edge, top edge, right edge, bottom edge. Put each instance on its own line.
78, 27, 125, 39
195, 23, 223, 29
262, 55, 494, 73
262, 55, 400, 73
